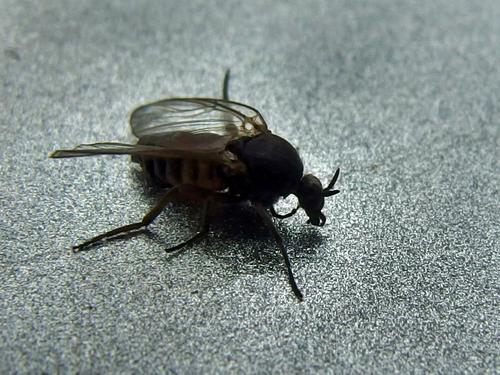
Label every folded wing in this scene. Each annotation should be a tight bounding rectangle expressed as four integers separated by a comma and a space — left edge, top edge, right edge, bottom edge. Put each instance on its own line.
50, 98, 269, 161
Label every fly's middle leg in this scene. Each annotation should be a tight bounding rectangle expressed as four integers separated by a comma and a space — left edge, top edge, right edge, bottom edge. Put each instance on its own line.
165, 194, 213, 253
222, 69, 231, 101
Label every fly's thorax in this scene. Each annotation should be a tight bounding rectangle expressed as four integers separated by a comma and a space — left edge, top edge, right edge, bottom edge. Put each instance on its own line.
225, 134, 304, 205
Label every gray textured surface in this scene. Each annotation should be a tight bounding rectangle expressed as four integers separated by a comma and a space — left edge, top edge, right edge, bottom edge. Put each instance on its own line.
1, 0, 499, 373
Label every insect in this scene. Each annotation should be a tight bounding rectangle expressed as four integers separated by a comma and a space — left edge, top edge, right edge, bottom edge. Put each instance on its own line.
50, 70, 340, 301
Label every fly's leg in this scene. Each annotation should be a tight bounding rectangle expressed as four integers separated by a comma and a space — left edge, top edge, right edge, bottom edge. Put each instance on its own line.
270, 205, 299, 219
222, 69, 231, 100
72, 185, 181, 252
166, 196, 212, 253
254, 204, 304, 301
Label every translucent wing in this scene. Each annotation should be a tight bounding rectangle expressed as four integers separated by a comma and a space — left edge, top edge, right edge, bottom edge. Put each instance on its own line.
49, 141, 223, 161
49, 142, 163, 158
50, 99, 269, 161
130, 98, 269, 140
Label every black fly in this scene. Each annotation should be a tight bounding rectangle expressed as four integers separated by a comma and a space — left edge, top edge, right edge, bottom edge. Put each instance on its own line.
50, 70, 341, 301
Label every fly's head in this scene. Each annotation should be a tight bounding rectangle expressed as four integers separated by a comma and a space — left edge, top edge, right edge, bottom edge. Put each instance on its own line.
294, 168, 340, 226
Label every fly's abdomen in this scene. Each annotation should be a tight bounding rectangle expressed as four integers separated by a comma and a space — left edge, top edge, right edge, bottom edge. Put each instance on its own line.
139, 157, 226, 191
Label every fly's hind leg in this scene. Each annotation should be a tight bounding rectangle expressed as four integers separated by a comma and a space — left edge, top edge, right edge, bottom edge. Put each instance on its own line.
166, 195, 212, 253
72, 185, 182, 252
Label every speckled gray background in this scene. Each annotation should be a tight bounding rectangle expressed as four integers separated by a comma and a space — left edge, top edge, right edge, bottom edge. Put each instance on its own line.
1, 0, 499, 373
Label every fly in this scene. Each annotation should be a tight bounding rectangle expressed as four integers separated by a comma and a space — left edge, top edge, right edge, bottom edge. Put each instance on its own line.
50, 70, 341, 301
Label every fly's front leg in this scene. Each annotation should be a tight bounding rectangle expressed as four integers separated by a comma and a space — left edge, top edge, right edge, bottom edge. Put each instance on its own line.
166, 195, 212, 253
254, 204, 304, 301
72, 185, 182, 252
270, 205, 299, 219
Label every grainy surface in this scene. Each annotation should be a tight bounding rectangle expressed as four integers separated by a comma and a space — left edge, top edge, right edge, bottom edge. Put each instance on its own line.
1, 0, 499, 373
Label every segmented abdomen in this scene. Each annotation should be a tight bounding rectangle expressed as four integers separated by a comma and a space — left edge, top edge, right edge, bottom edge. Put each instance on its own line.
138, 157, 226, 191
